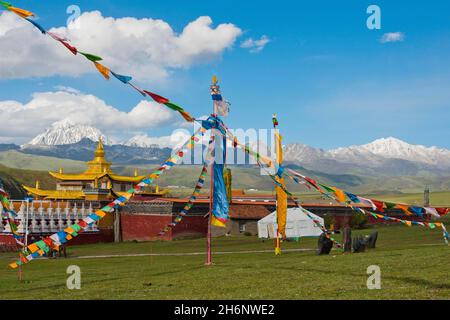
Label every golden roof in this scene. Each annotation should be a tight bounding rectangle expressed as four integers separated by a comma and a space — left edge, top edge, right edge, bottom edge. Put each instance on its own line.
48, 139, 145, 182
48, 172, 145, 183
23, 186, 85, 200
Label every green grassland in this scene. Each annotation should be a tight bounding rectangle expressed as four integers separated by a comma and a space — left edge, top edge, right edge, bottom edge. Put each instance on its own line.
0, 151, 86, 172
0, 223, 449, 300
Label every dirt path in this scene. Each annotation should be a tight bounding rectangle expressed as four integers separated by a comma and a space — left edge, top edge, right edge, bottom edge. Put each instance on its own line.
76, 248, 314, 260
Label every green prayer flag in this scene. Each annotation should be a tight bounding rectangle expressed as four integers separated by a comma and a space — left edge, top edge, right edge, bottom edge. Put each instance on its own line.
385, 202, 396, 209
79, 52, 103, 62
0, 1, 11, 9
319, 184, 336, 193
164, 102, 184, 112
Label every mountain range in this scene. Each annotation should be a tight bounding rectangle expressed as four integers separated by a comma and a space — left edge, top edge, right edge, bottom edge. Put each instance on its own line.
283, 138, 450, 177
0, 122, 449, 189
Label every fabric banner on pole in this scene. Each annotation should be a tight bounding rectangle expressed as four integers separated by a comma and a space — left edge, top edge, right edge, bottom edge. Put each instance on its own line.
275, 131, 287, 237
211, 134, 229, 227
211, 163, 229, 227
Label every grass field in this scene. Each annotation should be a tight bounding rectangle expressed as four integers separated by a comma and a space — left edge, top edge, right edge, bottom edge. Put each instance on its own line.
1, 223, 449, 300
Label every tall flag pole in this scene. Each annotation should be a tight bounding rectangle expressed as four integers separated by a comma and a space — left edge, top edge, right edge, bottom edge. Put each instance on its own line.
274, 116, 287, 255
206, 76, 218, 266
206, 76, 230, 265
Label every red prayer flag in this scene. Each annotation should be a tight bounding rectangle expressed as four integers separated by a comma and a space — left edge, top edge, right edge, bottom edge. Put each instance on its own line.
143, 90, 169, 104
304, 176, 320, 191
371, 199, 385, 212
60, 40, 77, 55
436, 208, 449, 216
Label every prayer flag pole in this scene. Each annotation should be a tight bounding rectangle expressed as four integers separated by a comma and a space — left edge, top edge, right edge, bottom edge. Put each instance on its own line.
205, 76, 219, 266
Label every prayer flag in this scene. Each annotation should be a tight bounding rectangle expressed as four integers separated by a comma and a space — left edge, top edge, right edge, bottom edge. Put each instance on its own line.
93, 62, 110, 80
25, 18, 46, 34
371, 199, 385, 212
79, 52, 103, 62
396, 204, 410, 215
8, 6, 34, 18
111, 71, 132, 84
143, 90, 169, 104
274, 131, 287, 237
334, 188, 347, 203
0, 1, 11, 9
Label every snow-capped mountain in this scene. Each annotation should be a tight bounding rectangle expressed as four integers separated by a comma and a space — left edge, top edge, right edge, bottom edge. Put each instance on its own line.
124, 131, 192, 149
26, 120, 114, 146
284, 137, 450, 175
124, 134, 160, 148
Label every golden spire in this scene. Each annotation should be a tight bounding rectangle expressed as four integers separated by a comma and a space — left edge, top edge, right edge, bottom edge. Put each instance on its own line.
94, 137, 105, 158
35, 180, 40, 189
85, 137, 112, 174
134, 168, 138, 177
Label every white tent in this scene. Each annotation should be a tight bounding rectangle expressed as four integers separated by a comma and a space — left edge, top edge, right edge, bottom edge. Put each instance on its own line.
257, 207, 324, 239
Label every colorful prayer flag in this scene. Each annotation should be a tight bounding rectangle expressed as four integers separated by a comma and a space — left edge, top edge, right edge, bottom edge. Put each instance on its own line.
93, 62, 110, 80
8, 6, 34, 18
25, 18, 46, 34
111, 71, 132, 84
79, 52, 103, 62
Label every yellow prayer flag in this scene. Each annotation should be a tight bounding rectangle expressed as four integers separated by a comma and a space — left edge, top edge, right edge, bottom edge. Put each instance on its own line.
95, 210, 106, 218
64, 227, 75, 234
93, 62, 110, 80
211, 215, 226, 227
28, 243, 39, 253
334, 188, 346, 203
405, 220, 412, 227
276, 181, 288, 238
274, 131, 287, 238
8, 6, 34, 18
9, 262, 18, 269
396, 204, 410, 215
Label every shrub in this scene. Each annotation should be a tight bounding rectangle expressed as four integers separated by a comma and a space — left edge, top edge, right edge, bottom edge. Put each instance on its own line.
351, 212, 368, 229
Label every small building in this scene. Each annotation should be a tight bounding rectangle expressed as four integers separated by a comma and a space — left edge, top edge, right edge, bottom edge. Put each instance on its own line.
257, 208, 324, 239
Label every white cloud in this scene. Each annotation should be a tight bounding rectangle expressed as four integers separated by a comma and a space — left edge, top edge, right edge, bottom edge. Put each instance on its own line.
380, 32, 405, 43
0, 90, 176, 143
0, 11, 242, 81
240, 35, 270, 53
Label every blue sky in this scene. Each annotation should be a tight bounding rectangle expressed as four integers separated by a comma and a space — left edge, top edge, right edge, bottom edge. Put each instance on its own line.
1, 0, 450, 149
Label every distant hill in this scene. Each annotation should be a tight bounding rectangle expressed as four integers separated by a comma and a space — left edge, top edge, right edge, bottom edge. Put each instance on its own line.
0, 150, 87, 172
21, 138, 171, 165
0, 164, 56, 199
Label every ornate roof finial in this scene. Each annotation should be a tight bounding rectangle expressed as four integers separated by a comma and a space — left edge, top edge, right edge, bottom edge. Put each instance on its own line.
91, 137, 108, 162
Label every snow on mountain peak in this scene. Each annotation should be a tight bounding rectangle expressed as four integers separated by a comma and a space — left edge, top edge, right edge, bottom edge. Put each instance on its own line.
27, 120, 113, 146
124, 134, 160, 148
124, 131, 192, 149
284, 137, 450, 169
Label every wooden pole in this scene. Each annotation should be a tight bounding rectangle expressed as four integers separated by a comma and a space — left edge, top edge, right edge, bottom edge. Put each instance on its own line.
206, 152, 214, 266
